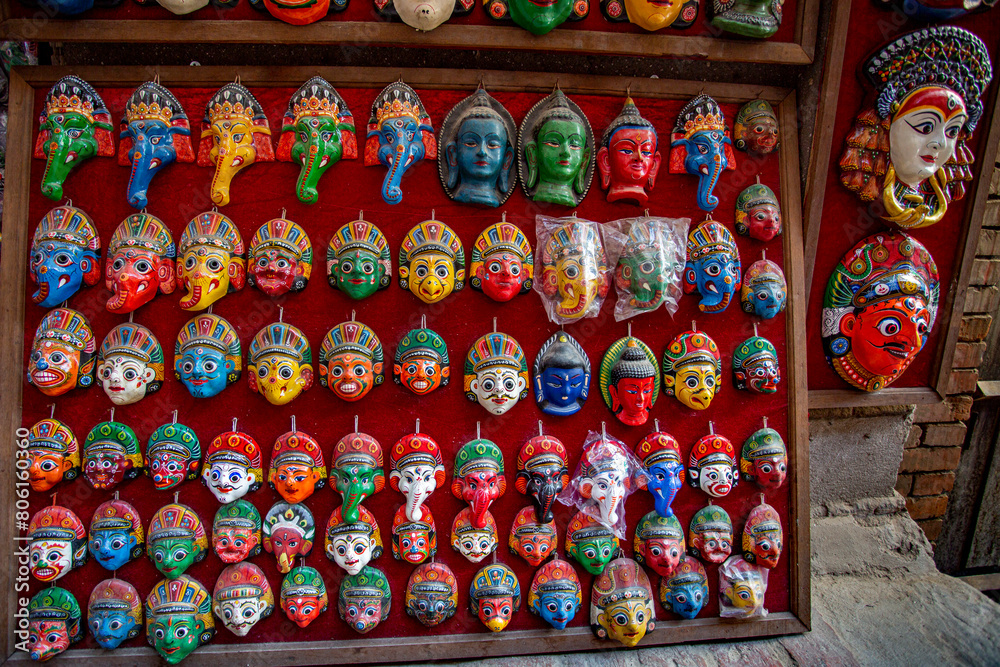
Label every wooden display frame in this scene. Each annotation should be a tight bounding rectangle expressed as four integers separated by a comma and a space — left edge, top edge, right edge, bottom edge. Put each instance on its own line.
802, 0, 1000, 409
0, 65, 810, 663
0, 0, 819, 64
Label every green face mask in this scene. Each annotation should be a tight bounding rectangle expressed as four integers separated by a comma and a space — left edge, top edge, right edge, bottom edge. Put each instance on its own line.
151, 537, 200, 579
572, 537, 616, 575
149, 615, 201, 664
332, 465, 381, 523
508, 0, 574, 34
528, 118, 590, 206
333, 249, 384, 301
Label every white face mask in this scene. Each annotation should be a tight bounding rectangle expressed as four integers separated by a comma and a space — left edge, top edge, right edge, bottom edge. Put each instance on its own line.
698, 462, 734, 498
393, 0, 455, 31
30, 540, 73, 582
98, 355, 155, 405
471, 367, 525, 415
455, 530, 496, 562
397, 464, 440, 522
889, 106, 966, 189
328, 532, 375, 575
587, 471, 627, 525
215, 597, 268, 636
204, 462, 255, 504
155, 0, 209, 14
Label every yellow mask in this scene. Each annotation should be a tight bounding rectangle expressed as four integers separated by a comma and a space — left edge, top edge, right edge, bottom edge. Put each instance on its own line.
598, 599, 653, 647
673, 361, 718, 411
250, 353, 312, 405
624, 0, 682, 31
404, 253, 458, 304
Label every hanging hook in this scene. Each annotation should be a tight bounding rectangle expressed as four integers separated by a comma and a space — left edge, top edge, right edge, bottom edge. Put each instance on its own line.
48, 403, 55, 419
110, 407, 115, 423
709, 421, 715, 435
760, 493, 766, 506
627, 322, 632, 338
351, 309, 356, 322
281, 207, 287, 219
129, 311, 134, 323
754, 322, 759, 338
355, 415, 359, 433
291, 415, 296, 433
232, 417, 238, 432
762, 249, 767, 262
415, 418, 420, 434
626, 83, 632, 98
501, 211, 507, 223
644, 208, 650, 217
762, 416, 768, 429
51, 492, 57, 507
114, 490, 119, 500
431, 209, 436, 220
692, 320, 697, 333
207, 304, 213, 315
538, 420, 544, 437
477, 422, 481, 440
359, 210, 364, 221
174, 491, 179, 504
279, 306, 284, 323
172, 410, 178, 424
602, 421, 607, 441
654, 419, 660, 432
421, 314, 426, 329
756, 174, 761, 185
493, 317, 497, 333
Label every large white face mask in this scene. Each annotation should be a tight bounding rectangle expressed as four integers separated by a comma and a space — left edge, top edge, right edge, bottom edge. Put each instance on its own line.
214, 597, 268, 637
327, 531, 375, 575
204, 462, 256, 504
471, 367, 526, 415
889, 106, 966, 189
393, 0, 454, 31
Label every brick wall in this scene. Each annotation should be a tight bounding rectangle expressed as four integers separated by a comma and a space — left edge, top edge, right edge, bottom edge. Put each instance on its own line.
893, 150, 1000, 544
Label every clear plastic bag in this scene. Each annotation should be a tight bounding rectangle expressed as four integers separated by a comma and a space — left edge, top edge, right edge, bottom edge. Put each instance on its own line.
557, 429, 647, 539
718, 554, 768, 619
534, 214, 617, 325
609, 216, 689, 321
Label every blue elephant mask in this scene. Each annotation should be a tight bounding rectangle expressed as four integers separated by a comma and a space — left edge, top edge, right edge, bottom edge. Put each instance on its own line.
648, 460, 684, 517
365, 82, 436, 205
118, 81, 195, 209
669, 94, 736, 212
683, 220, 741, 314
30, 206, 101, 308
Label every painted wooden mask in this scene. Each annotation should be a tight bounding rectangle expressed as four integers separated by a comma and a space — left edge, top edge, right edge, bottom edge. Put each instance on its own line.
174, 313, 242, 398
464, 331, 529, 416
281, 566, 328, 628
177, 211, 246, 311
375, 0, 473, 30
97, 323, 164, 406
508, 505, 557, 567
741, 426, 787, 491
391, 505, 436, 564
33, 76, 114, 201
733, 334, 780, 394
735, 182, 782, 242
822, 231, 939, 392
734, 99, 779, 156
719, 555, 767, 618
212, 499, 263, 564
27, 587, 83, 662
147, 503, 208, 579
212, 562, 274, 636
633, 511, 685, 578
144, 576, 215, 664
118, 81, 194, 209
520, 91, 595, 205
83, 421, 143, 490
565, 511, 618, 575
248, 322, 314, 406
30, 205, 101, 308
196, 82, 274, 207
247, 217, 312, 297
146, 422, 201, 491
742, 500, 783, 569
451, 508, 498, 563
688, 503, 733, 564
528, 558, 581, 629
88, 499, 144, 571
263, 502, 315, 574
88, 579, 143, 650
599, 0, 697, 30
339, 566, 391, 634
839, 26, 991, 229
662, 329, 721, 411
538, 216, 610, 322
684, 220, 741, 313
26, 418, 80, 493
659, 555, 709, 619
268, 430, 326, 504
571, 433, 641, 529
599, 335, 659, 426
319, 320, 384, 402
440, 89, 517, 207
326, 218, 392, 300
711, 0, 782, 38
388, 432, 446, 523
27, 308, 96, 397
740, 258, 787, 319
393, 327, 449, 396
364, 82, 436, 205
330, 431, 385, 522
598, 97, 660, 205
688, 432, 739, 498
326, 505, 383, 575
533, 331, 590, 416
277, 77, 356, 201
405, 561, 458, 627
485, 0, 587, 37
28, 506, 88, 583
469, 221, 533, 301
634, 429, 685, 518
669, 94, 736, 212
590, 557, 656, 647
398, 219, 466, 304
105, 213, 176, 313
469, 563, 520, 633
515, 434, 569, 523
452, 438, 506, 528
201, 430, 263, 503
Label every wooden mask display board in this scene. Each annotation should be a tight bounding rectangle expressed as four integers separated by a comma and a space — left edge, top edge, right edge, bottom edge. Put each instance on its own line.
0, 67, 809, 663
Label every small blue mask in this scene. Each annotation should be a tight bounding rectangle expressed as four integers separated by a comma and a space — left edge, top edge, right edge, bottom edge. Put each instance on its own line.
177, 348, 233, 398
88, 529, 138, 571
532, 590, 580, 630
89, 609, 138, 649
666, 581, 707, 619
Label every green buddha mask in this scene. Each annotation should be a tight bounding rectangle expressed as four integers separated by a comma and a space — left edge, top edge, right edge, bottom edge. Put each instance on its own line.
521, 91, 594, 208
510, 0, 574, 34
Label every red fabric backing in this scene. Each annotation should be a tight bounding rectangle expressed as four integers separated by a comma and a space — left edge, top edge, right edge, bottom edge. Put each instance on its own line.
6, 0, 798, 42
21, 84, 791, 648
806, 6, 1000, 391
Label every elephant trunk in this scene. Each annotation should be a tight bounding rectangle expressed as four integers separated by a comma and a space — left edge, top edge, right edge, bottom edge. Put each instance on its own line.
126, 149, 157, 209
342, 489, 364, 523
382, 143, 406, 205
405, 487, 429, 523
471, 486, 494, 528
40, 139, 73, 201
535, 482, 559, 523
696, 159, 723, 211
296, 144, 328, 205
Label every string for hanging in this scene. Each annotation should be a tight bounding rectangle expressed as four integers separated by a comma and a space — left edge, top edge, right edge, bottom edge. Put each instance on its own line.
172, 410, 178, 424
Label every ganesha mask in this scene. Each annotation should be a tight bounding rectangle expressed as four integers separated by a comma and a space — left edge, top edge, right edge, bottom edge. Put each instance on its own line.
176, 211, 246, 312
669, 94, 736, 212
105, 213, 176, 313
30, 205, 101, 308
263, 502, 315, 574
451, 438, 506, 529
684, 220, 741, 314
365, 82, 436, 205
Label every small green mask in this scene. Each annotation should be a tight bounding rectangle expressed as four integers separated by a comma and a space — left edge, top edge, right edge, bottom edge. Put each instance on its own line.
151, 537, 201, 579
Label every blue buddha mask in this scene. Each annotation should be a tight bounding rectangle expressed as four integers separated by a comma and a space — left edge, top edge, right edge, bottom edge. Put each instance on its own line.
88, 579, 143, 650
533, 331, 590, 417
118, 82, 195, 210
88, 499, 144, 571
441, 90, 516, 208
30, 206, 101, 308
660, 556, 708, 619
174, 314, 242, 399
